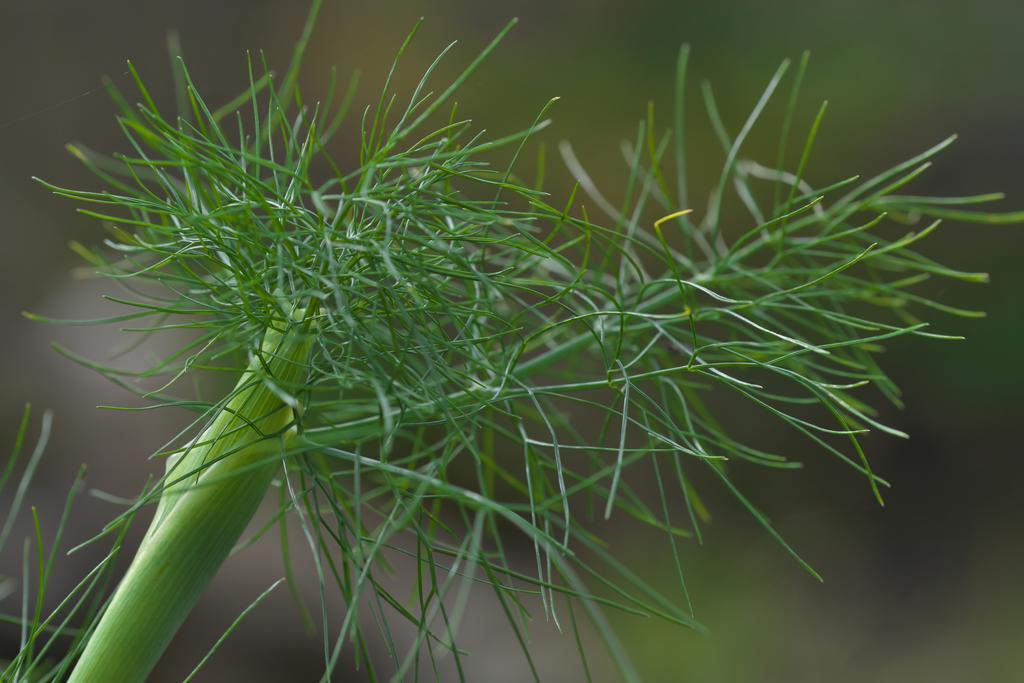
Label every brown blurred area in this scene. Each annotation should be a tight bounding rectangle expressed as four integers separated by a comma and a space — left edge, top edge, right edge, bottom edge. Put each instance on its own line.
2, 1, 1023, 681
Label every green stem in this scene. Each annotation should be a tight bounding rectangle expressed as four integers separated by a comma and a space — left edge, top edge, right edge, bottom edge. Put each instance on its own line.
68, 320, 311, 683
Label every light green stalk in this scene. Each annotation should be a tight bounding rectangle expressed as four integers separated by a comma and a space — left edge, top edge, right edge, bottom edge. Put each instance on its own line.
68, 318, 312, 683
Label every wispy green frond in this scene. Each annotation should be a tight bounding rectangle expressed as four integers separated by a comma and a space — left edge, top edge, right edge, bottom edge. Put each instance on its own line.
6, 7, 1019, 682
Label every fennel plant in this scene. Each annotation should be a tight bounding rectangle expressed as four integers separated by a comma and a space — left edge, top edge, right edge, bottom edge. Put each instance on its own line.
2, 2, 1021, 681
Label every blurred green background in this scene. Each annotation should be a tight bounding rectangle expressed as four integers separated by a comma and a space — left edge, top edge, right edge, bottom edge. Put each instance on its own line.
2, 1, 1022, 681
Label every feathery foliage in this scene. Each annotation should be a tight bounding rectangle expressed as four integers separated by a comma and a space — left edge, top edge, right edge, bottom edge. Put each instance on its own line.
4, 1, 1020, 680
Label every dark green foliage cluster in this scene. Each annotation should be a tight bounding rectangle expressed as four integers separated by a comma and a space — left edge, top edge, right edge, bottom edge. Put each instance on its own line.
4, 1, 1020, 680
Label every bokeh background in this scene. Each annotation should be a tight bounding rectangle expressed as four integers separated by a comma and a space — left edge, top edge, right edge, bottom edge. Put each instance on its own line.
2, 1, 1022, 681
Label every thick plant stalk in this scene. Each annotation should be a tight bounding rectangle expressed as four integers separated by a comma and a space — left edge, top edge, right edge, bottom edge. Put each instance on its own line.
68, 320, 311, 683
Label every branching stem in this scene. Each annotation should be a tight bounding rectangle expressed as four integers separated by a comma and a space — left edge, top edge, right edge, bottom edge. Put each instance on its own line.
68, 322, 311, 683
